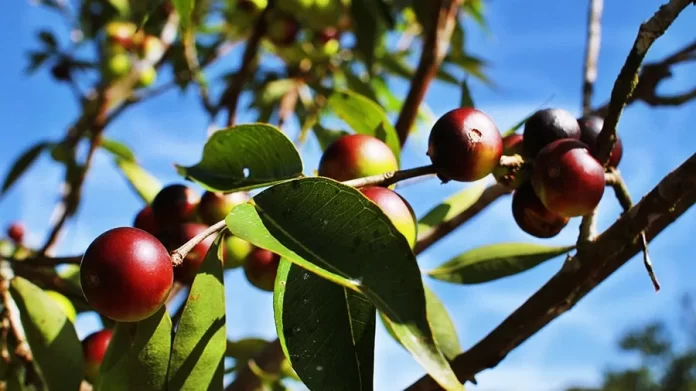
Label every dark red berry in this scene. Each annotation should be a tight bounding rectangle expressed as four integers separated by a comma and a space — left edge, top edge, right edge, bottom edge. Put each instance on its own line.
577, 115, 623, 168
531, 139, 605, 217
158, 223, 216, 284
133, 206, 158, 236
512, 182, 569, 238
151, 184, 200, 227
360, 187, 417, 249
197, 191, 249, 226
523, 108, 581, 156
7, 222, 24, 244
427, 108, 503, 182
267, 13, 299, 47
318, 134, 398, 182
82, 329, 113, 382
80, 227, 173, 322
244, 247, 281, 292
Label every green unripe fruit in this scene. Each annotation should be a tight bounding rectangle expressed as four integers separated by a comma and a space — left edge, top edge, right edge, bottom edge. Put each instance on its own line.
318, 134, 399, 182
360, 186, 417, 249
320, 38, 340, 56
105, 53, 132, 79
223, 234, 253, 269
45, 290, 77, 323
137, 64, 157, 88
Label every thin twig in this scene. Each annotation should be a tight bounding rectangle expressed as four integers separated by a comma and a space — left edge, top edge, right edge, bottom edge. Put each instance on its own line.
406, 152, 696, 390
1, 282, 32, 364
342, 165, 437, 189
394, 0, 463, 146
223, 0, 275, 126
582, 0, 604, 115
595, 0, 694, 164
170, 221, 227, 267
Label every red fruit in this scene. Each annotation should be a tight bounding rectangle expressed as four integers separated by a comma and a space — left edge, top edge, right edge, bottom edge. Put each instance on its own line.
318, 134, 398, 182
360, 187, 417, 249
197, 191, 249, 226
427, 108, 503, 182
82, 329, 113, 382
531, 139, 605, 217
133, 206, 158, 236
7, 222, 24, 244
512, 182, 569, 238
523, 108, 581, 156
267, 13, 299, 47
80, 227, 173, 322
577, 115, 623, 168
316, 27, 340, 44
493, 133, 528, 189
158, 223, 216, 284
244, 247, 281, 292
151, 184, 200, 227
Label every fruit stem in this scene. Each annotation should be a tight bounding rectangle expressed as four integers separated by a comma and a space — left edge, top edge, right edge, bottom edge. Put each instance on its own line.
170, 220, 227, 267
498, 154, 526, 168
577, 208, 598, 243
341, 164, 438, 189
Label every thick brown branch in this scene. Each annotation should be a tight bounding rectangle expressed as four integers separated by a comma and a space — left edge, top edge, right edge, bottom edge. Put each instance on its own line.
582, 0, 604, 115
394, 0, 462, 146
225, 339, 285, 391
414, 183, 512, 255
4, 255, 81, 267
223, 1, 275, 126
595, 0, 694, 164
406, 152, 696, 390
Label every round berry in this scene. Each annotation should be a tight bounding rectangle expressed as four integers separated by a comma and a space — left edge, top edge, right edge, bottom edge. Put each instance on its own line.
158, 223, 216, 284
133, 206, 158, 236
244, 247, 281, 292
427, 108, 503, 182
7, 222, 24, 244
577, 115, 623, 168
80, 227, 173, 322
523, 108, 581, 156
223, 233, 252, 269
151, 184, 200, 227
360, 186, 417, 249
82, 329, 113, 382
512, 182, 569, 238
531, 139, 605, 217
318, 134, 398, 182
267, 12, 299, 46
197, 191, 249, 226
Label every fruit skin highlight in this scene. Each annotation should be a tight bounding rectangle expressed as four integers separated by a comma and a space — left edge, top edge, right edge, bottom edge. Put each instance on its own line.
82, 329, 114, 382
427, 108, 503, 182
80, 227, 173, 322
523, 108, 581, 156
151, 184, 200, 227
244, 247, 281, 292
360, 186, 417, 249
318, 134, 398, 182
512, 182, 569, 238
531, 139, 606, 218
577, 115, 623, 168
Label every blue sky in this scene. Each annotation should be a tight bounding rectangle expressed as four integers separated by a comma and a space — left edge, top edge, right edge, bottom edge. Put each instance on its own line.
2, 1, 696, 390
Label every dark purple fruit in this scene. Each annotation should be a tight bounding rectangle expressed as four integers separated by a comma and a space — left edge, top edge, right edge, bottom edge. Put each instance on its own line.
158, 223, 216, 284
80, 227, 173, 322
523, 108, 581, 156
531, 139, 605, 217
512, 182, 569, 238
577, 115, 623, 168
427, 108, 503, 182
151, 184, 200, 227
244, 247, 281, 292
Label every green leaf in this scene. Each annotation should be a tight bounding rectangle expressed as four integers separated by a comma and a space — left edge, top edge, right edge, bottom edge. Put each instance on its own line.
9, 277, 83, 391
2, 142, 51, 195
38, 30, 57, 50
380, 284, 462, 360
172, 0, 194, 32
95, 323, 135, 391
313, 125, 350, 151
226, 338, 270, 361
115, 158, 162, 204
107, 0, 130, 16
25, 51, 51, 74
427, 243, 574, 284
326, 89, 401, 163
351, 0, 382, 70
101, 138, 135, 162
175, 124, 304, 193
226, 178, 463, 391
274, 260, 376, 390
168, 235, 227, 391
460, 79, 474, 108
417, 181, 486, 240
129, 307, 172, 391
463, 0, 487, 30
435, 67, 460, 86
260, 79, 297, 106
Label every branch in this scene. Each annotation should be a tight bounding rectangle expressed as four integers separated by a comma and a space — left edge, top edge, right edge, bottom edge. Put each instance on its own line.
406, 152, 696, 390
595, 0, 694, 164
394, 0, 462, 146
170, 220, 227, 267
581, 0, 604, 115
225, 339, 285, 391
3, 255, 81, 267
414, 183, 512, 255
341, 165, 437, 189
223, 0, 275, 126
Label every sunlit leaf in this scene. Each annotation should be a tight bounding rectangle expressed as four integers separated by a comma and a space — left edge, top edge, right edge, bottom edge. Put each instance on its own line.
1, 141, 51, 195
114, 158, 162, 204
